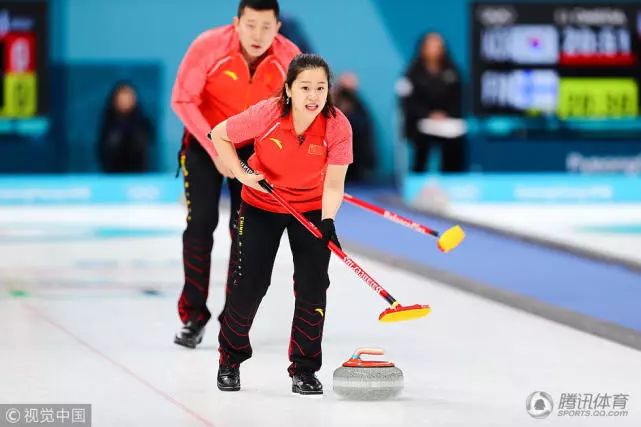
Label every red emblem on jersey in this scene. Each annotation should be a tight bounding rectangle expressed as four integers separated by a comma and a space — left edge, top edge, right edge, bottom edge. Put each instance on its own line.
308, 144, 324, 156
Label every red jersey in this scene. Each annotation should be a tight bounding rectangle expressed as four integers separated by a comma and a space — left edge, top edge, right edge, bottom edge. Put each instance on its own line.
227, 98, 353, 213
171, 25, 300, 160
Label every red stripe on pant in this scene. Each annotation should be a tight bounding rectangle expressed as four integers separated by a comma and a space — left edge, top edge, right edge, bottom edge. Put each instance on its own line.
178, 234, 213, 325
287, 299, 326, 376
217, 203, 330, 376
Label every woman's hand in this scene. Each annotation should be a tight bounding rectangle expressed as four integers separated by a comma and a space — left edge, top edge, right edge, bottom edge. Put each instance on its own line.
319, 218, 341, 249
429, 110, 448, 120
237, 170, 268, 193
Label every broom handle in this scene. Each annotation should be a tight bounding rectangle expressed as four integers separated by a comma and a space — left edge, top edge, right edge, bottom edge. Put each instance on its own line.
343, 193, 440, 238
239, 162, 398, 307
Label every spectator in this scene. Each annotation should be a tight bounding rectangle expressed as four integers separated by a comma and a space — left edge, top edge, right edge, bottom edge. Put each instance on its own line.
333, 72, 375, 182
398, 32, 464, 173
279, 14, 313, 53
98, 82, 153, 172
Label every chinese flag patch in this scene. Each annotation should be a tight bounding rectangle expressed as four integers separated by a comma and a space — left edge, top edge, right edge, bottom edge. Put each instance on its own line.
308, 144, 324, 156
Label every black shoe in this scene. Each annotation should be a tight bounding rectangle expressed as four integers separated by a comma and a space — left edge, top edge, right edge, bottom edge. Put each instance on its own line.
291, 372, 323, 395
173, 321, 205, 349
217, 365, 241, 391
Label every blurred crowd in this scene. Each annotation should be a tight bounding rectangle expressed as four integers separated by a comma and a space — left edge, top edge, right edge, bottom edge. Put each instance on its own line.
96, 26, 464, 178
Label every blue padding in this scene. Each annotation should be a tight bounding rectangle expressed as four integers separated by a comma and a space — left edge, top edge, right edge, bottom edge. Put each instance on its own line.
340, 188, 641, 333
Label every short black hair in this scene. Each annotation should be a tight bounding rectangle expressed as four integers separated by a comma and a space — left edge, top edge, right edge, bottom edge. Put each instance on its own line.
237, 0, 280, 20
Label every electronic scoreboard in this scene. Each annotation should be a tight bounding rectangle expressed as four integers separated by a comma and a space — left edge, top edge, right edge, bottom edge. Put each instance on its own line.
472, 3, 641, 120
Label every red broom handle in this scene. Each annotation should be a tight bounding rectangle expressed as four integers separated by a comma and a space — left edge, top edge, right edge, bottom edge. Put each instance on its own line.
343, 193, 440, 237
240, 162, 398, 307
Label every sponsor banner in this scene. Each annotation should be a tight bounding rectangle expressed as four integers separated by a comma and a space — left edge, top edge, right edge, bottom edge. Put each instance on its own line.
404, 173, 641, 203
0, 175, 182, 205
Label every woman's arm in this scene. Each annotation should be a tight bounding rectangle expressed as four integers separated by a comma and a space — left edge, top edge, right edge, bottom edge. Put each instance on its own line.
322, 164, 349, 220
446, 69, 463, 118
208, 122, 266, 192
399, 71, 432, 120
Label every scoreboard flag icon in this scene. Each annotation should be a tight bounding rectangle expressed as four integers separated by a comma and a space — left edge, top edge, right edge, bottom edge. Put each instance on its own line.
481, 70, 559, 113
3, 73, 37, 117
4, 33, 36, 73
510, 25, 559, 64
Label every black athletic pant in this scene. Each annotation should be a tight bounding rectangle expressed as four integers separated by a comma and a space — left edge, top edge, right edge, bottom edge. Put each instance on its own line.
411, 134, 464, 173
218, 202, 331, 376
177, 132, 253, 326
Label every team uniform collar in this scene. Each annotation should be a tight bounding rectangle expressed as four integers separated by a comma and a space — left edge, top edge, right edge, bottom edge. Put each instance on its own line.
280, 111, 326, 137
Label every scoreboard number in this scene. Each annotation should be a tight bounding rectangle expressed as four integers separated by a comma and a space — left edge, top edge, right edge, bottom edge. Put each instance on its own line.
557, 78, 638, 118
3, 73, 37, 117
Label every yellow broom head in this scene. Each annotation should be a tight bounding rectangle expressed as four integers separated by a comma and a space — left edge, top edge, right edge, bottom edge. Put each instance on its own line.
379, 304, 431, 323
437, 225, 465, 253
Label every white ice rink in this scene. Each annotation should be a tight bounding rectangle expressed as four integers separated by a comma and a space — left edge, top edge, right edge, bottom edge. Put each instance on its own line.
1, 204, 640, 426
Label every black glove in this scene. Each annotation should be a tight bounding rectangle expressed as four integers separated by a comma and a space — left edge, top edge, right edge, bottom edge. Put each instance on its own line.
318, 218, 341, 249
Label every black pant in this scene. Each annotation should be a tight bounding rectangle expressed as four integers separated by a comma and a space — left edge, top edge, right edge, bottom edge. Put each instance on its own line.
410, 134, 465, 173
218, 203, 331, 376
177, 134, 253, 326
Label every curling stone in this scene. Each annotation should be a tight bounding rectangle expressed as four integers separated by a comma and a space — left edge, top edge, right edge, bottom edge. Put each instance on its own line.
333, 348, 403, 400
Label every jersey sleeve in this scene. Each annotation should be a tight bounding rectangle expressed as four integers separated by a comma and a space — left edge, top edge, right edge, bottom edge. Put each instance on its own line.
226, 98, 281, 144
273, 34, 301, 67
326, 109, 353, 165
171, 31, 221, 158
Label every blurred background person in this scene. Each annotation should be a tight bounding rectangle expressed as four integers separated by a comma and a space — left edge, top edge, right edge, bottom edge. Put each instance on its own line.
279, 13, 313, 53
398, 32, 464, 173
333, 72, 375, 183
98, 82, 153, 173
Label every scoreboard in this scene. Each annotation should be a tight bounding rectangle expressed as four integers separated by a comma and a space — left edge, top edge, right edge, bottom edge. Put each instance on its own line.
472, 3, 641, 120
0, 1, 47, 120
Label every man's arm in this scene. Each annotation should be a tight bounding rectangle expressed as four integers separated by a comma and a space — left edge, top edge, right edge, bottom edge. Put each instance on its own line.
171, 33, 219, 160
